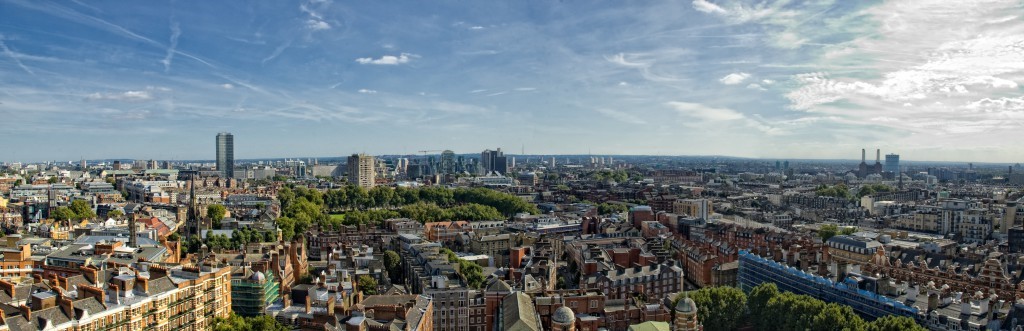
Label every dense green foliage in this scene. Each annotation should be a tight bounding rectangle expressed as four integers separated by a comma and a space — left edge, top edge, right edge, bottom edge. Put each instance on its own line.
744, 283, 925, 331
207, 204, 227, 228
441, 248, 484, 289
321, 185, 536, 215
211, 313, 289, 331
816, 184, 852, 199
677, 287, 747, 331
277, 185, 536, 233
858, 184, 895, 198
107, 210, 124, 219
69, 200, 96, 220
181, 228, 276, 254
383, 250, 402, 283
819, 224, 857, 242
51, 201, 97, 222
589, 169, 629, 182
597, 202, 629, 215
50, 207, 76, 221
866, 315, 926, 331
357, 275, 378, 295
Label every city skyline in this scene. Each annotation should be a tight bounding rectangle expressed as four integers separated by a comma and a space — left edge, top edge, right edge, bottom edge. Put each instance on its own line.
2, 1, 1024, 162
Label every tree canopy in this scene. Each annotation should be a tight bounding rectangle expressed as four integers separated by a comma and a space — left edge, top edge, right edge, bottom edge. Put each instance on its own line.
816, 184, 852, 199
211, 313, 289, 331
357, 275, 378, 295
858, 184, 895, 198
207, 204, 227, 228
69, 200, 95, 220
383, 250, 402, 283
107, 210, 124, 219
50, 207, 76, 221
678, 287, 746, 331
278, 184, 537, 231
744, 283, 924, 331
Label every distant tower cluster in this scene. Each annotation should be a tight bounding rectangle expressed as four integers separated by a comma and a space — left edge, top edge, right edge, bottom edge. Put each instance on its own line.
216, 132, 234, 178
858, 148, 894, 178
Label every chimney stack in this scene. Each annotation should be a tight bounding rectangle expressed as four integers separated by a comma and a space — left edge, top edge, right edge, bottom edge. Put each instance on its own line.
861, 149, 866, 163
18, 305, 30, 320
876, 149, 880, 163
128, 213, 138, 248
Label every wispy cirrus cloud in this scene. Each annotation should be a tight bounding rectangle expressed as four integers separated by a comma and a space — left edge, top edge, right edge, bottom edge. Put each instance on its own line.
85, 90, 154, 101
594, 108, 647, 125
160, 21, 181, 72
0, 35, 34, 75
666, 101, 744, 121
355, 53, 416, 65
719, 72, 750, 85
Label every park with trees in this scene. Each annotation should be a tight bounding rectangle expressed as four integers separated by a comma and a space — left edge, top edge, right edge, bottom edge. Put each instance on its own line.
273, 185, 537, 240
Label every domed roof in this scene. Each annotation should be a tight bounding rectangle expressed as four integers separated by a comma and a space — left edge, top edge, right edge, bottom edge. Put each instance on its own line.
675, 297, 697, 313
552, 306, 575, 324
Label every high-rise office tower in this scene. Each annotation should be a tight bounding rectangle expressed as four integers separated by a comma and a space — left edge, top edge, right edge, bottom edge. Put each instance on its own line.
348, 154, 376, 188
884, 154, 900, 173
440, 150, 456, 174
216, 132, 234, 178
480, 148, 508, 175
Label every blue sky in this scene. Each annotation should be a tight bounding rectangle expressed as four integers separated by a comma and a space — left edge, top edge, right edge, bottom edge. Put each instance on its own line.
1, 0, 1023, 162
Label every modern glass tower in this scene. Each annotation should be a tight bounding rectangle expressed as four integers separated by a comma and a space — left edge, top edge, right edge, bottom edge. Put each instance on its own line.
884, 154, 900, 173
216, 132, 234, 178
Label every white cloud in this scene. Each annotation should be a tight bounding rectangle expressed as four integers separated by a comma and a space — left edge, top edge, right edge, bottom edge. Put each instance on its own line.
357, 89, 377, 94
222, 84, 234, 89
160, 21, 181, 72
355, 53, 417, 65
514, 87, 536, 91
692, 0, 727, 14
470, 26, 484, 30
604, 53, 648, 68
594, 108, 647, 125
307, 20, 331, 31
85, 90, 153, 102
761, 79, 775, 85
666, 101, 745, 121
719, 72, 750, 85
747, 83, 765, 90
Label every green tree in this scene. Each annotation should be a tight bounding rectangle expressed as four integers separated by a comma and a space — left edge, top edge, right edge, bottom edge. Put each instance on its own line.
69, 200, 96, 220
597, 203, 628, 215
167, 232, 181, 242
51, 207, 76, 221
107, 209, 124, 219
276, 216, 296, 241
819, 224, 839, 242
811, 303, 866, 331
383, 250, 402, 282
840, 226, 858, 236
208, 204, 227, 229
211, 313, 289, 331
358, 275, 379, 295
247, 315, 290, 331
748, 283, 779, 331
47, 177, 58, 184
866, 316, 926, 331
685, 287, 747, 331
816, 184, 852, 199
